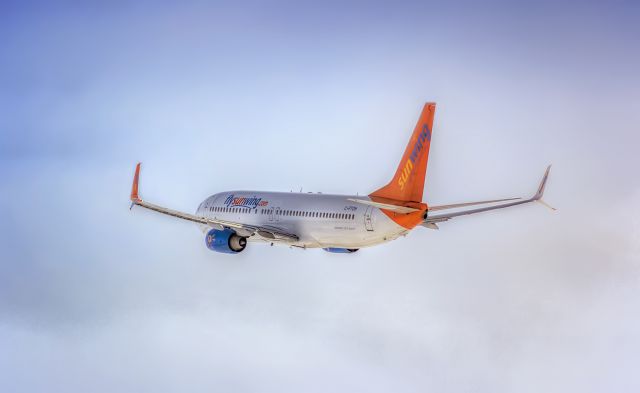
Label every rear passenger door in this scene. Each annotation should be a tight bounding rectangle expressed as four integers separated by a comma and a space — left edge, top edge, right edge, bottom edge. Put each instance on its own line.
364, 206, 374, 231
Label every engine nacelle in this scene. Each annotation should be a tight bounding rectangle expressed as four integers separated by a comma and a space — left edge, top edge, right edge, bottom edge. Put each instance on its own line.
323, 248, 359, 253
205, 228, 247, 253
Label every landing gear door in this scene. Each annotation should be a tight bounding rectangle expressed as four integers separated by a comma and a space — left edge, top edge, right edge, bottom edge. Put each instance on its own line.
364, 206, 374, 231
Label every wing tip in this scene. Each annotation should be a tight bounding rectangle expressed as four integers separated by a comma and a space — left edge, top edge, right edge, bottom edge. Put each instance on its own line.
130, 162, 142, 203
534, 164, 552, 200
533, 164, 556, 210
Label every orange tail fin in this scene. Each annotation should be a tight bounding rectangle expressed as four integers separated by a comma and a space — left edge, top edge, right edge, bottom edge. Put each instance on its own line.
370, 102, 435, 202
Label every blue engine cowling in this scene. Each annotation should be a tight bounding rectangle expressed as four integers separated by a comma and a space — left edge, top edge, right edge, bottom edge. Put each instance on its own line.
205, 228, 247, 253
323, 248, 359, 253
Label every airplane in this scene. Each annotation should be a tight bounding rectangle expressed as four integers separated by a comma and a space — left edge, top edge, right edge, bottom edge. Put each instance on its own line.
129, 102, 553, 254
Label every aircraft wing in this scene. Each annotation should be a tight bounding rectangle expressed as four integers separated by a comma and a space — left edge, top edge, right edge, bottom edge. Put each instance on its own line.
427, 197, 521, 211
129, 163, 299, 242
422, 165, 554, 229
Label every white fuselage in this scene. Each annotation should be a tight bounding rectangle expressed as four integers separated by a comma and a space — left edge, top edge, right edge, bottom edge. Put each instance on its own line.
195, 191, 409, 249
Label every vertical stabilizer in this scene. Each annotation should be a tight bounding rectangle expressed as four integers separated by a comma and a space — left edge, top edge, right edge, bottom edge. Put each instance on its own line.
370, 103, 435, 202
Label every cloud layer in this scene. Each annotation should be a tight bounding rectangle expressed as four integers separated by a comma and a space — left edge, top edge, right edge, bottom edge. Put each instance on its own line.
1, 1, 639, 392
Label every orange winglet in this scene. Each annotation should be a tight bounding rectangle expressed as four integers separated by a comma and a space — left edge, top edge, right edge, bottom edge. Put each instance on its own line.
130, 162, 141, 202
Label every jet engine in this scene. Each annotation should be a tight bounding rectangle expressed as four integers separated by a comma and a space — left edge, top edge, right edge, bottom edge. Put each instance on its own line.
322, 248, 359, 253
205, 228, 247, 253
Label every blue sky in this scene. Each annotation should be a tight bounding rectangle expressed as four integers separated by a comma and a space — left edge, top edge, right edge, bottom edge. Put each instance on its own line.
1, 1, 639, 392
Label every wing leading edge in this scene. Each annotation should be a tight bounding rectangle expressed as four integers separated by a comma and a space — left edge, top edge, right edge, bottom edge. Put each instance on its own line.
129, 163, 299, 242
422, 165, 554, 229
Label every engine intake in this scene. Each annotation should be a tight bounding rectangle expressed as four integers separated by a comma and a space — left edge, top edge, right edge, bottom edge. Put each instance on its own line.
205, 228, 247, 253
